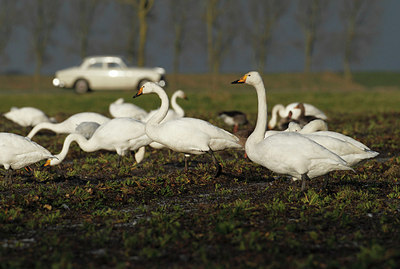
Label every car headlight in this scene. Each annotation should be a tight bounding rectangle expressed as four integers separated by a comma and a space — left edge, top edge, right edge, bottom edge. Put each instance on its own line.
52, 78, 64, 87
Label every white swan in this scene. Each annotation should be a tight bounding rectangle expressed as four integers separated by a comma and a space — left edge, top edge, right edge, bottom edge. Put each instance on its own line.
268, 102, 327, 129
46, 118, 152, 166
232, 71, 352, 190
109, 98, 148, 120
144, 90, 187, 123
133, 82, 242, 176
287, 120, 379, 166
144, 90, 188, 149
0, 132, 55, 175
3, 107, 56, 127
27, 112, 110, 139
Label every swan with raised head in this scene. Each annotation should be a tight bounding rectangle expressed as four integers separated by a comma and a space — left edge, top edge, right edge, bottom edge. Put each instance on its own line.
232, 71, 352, 190
133, 82, 242, 176
46, 118, 152, 166
27, 112, 110, 139
0, 132, 55, 177
144, 90, 187, 149
268, 102, 327, 130
144, 90, 187, 123
109, 98, 148, 120
3, 107, 56, 127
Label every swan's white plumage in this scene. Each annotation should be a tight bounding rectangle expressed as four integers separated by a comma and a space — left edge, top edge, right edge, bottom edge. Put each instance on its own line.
268, 103, 327, 129
135, 82, 242, 157
288, 120, 379, 165
109, 98, 148, 120
75, 121, 101, 139
27, 112, 110, 139
144, 90, 187, 149
48, 117, 152, 166
232, 71, 352, 185
3, 107, 56, 127
0, 132, 55, 170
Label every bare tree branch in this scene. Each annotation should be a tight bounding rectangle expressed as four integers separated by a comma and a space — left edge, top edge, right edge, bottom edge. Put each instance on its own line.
339, 0, 381, 80
296, 0, 329, 72
66, 0, 106, 59
248, 0, 290, 74
25, 0, 61, 76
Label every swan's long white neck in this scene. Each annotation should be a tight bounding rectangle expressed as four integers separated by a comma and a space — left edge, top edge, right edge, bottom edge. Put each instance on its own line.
171, 92, 184, 117
52, 134, 91, 165
146, 87, 170, 126
247, 80, 267, 146
27, 122, 63, 139
268, 104, 284, 129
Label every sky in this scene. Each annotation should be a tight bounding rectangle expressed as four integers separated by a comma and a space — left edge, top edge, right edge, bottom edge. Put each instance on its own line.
2, 0, 400, 75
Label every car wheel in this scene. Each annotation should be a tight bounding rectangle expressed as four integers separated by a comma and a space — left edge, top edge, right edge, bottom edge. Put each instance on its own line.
137, 79, 150, 90
75, 79, 89, 94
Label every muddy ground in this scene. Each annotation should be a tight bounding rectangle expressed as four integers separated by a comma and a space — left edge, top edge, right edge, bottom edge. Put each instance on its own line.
0, 112, 400, 268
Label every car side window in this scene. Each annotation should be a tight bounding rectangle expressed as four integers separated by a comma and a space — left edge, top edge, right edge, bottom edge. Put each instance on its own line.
107, 62, 122, 69
88, 62, 103, 69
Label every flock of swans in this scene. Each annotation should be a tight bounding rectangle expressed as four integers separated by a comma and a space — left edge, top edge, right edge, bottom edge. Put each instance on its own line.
0, 71, 378, 190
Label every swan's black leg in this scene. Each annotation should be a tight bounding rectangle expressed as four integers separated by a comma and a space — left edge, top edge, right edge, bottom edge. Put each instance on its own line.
209, 151, 222, 178
301, 173, 310, 192
184, 154, 189, 172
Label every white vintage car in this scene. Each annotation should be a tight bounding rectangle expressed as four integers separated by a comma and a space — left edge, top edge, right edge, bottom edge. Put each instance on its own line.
52, 56, 166, 93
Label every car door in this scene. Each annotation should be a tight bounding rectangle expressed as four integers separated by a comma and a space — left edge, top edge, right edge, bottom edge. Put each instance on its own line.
85, 61, 107, 90
104, 61, 132, 90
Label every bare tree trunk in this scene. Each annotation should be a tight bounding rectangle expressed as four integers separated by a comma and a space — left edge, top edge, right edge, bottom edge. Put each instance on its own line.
205, 0, 238, 75
26, 0, 60, 80
137, 0, 154, 67
296, 0, 328, 73
343, 17, 355, 81
249, 0, 289, 74
69, 0, 104, 59
206, 0, 218, 74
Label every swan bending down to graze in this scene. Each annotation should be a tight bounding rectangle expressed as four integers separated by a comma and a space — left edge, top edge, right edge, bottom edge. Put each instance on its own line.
109, 98, 148, 120
3, 107, 56, 127
0, 132, 56, 178
268, 102, 327, 130
133, 82, 242, 177
144, 90, 188, 149
46, 118, 152, 166
232, 71, 352, 191
27, 112, 110, 139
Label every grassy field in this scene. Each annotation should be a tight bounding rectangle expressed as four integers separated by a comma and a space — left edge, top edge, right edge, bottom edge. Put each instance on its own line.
0, 73, 400, 268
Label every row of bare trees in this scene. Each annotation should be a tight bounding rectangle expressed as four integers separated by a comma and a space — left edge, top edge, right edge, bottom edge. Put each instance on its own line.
0, 0, 381, 80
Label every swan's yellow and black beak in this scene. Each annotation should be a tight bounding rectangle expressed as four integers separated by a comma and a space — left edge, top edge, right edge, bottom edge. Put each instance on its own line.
133, 85, 144, 98
44, 159, 51, 167
231, 74, 247, 84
